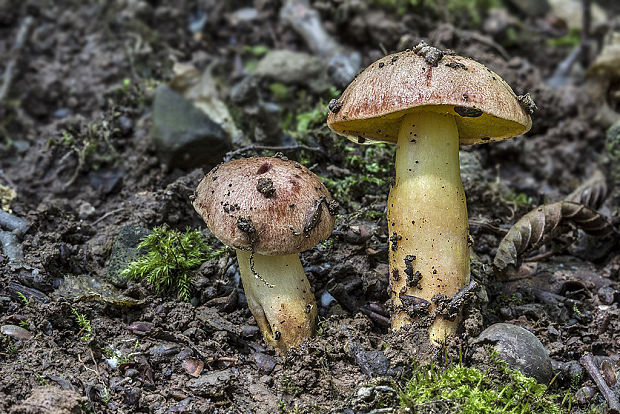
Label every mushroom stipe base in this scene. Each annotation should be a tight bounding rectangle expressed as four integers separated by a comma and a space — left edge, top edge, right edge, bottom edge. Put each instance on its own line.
388, 111, 470, 345
236, 249, 318, 354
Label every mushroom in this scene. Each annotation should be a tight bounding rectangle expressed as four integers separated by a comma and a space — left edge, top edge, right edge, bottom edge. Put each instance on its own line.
192, 156, 337, 354
327, 44, 532, 345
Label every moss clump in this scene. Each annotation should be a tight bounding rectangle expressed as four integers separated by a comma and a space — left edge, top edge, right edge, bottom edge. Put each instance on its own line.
320, 143, 394, 204
400, 357, 567, 414
122, 226, 224, 301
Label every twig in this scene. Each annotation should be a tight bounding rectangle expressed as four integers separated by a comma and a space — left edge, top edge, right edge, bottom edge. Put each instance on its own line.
580, 353, 620, 412
91, 207, 124, 225
468, 219, 508, 236
0, 16, 34, 104
223, 144, 326, 162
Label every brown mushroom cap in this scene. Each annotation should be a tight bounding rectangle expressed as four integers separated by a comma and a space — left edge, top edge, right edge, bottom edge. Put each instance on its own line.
193, 157, 336, 256
327, 50, 532, 145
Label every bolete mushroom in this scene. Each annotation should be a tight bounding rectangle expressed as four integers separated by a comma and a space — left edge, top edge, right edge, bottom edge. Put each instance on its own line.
327, 44, 532, 345
192, 156, 337, 354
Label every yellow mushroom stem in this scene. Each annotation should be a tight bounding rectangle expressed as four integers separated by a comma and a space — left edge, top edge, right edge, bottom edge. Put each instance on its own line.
236, 249, 318, 354
388, 111, 470, 345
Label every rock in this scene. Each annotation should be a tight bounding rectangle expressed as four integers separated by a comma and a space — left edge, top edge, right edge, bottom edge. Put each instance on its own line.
254, 50, 330, 93
9, 386, 86, 414
151, 85, 232, 170
107, 226, 151, 288
150, 343, 180, 359
123, 387, 141, 407
1, 324, 33, 340
171, 63, 242, 144
0, 231, 23, 266
188, 368, 236, 396
196, 306, 241, 336
597, 286, 616, 305
552, 359, 583, 383
77, 201, 95, 219
575, 386, 596, 404
474, 323, 554, 384
241, 325, 260, 338
347, 339, 391, 377
253, 352, 277, 373
279, 0, 360, 87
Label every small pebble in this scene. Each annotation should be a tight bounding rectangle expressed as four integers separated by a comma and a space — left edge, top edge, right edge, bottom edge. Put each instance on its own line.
575, 386, 596, 404
597, 286, 616, 305
475, 323, 553, 384
241, 325, 260, 338
1, 324, 33, 340
77, 201, 96, 219
253, 352, 276, 373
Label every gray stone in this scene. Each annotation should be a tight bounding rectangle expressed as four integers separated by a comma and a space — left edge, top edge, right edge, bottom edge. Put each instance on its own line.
107, 226, 151, 288
254, 50, 330, 93
150, 343, 180, 359
475, 323, 554, 384
347, 338, 391, 377
188, 368, 236, 396
1, 324, 33, 340
9, 386, 86, 414
253, 352, 276, 373
151, 85, 231, 170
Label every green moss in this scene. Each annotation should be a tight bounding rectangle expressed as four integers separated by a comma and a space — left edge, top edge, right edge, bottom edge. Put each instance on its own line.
296, 105, 327, 133
122, 226, 225, 302
400, 357, 568, 413
547, 29, 581, 47
320, 143, 393, 204
503, 190, 533, 208
72, 307, 93, 342
269, 82, 291, 101
243, 44, 269, 57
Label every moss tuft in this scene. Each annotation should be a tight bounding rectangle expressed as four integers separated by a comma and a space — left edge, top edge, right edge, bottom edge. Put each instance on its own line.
400, 354, 568, 414
122, 226, 225, 301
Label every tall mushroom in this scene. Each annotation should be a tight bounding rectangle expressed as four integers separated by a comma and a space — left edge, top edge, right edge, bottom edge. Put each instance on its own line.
327, 44, 532, 345
192, 156, 337, 354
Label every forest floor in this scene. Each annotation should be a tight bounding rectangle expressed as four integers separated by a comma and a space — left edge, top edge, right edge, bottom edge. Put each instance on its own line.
0, 1, 619, 413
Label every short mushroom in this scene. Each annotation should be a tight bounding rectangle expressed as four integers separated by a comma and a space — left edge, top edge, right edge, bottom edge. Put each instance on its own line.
327, 44, 532, 345
192, 156, 336, 354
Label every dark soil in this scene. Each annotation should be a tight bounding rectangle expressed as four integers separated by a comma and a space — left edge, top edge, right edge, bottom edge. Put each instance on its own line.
1, 1, 619, 413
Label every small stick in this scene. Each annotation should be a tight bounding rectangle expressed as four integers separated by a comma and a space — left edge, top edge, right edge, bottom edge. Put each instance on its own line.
359, 306, 390, 327
91, 207, 124, 225
580, 353, 620, 412
0, 16, 34, 103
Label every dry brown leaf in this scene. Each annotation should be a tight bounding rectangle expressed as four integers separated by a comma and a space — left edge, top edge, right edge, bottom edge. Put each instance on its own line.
565, 170, 608, 210
493, 201, 617, 272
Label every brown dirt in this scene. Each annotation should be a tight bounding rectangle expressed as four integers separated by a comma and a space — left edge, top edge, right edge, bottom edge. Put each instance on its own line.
0, 1, 618, 413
